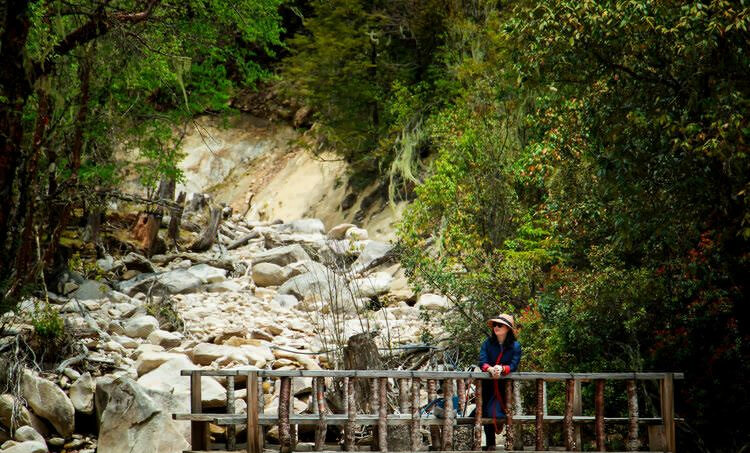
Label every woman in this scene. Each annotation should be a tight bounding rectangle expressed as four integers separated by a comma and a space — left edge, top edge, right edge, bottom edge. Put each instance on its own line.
477, 314, 521, 451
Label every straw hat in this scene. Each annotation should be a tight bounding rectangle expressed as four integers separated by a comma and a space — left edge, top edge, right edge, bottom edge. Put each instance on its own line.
486, 314, 516, 331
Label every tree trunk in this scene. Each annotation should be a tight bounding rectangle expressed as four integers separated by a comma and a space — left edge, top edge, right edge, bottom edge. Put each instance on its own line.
167, 191, 186, 248
189, 206, 222, 252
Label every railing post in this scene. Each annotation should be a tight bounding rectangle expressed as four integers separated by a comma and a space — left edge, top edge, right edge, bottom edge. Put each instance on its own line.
536, 378, 545, 451
315, 377, 327, 451
247, 372, 260, 453
660, 373, 676, 453
595, 379, 605, 451
442, 378, 454, 451
473, 379, 482, 451
227, 375, 236, 450
399, 378, 409, 413
378, 377, 388, 453
505, 379, 515, 451
428, 379, 440, 449
457, 379, 466, 416
345, 377, 355, 451
279, 377, 292, 453
190, 371, 209, 450
627, 379, 639, 451
411, 377, 421, 451
574, 379, 583, 448
565, 378, 577, 451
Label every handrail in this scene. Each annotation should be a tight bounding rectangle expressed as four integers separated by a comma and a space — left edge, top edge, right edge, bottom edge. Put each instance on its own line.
177, 369, 682, 453
179, 369, 685, 380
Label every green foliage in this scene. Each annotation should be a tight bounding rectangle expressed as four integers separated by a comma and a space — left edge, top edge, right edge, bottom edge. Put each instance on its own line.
31, 302, 65, 341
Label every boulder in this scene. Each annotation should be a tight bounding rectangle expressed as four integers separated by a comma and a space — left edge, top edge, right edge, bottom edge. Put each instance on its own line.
20, 370, 74, 437
122, 252, 157, 273
186, 264, 227, 284
135, 352, 188, 376
69, 373, 95, 415
137, 356, 226, 408
95, 377, 189, 453
190, 343, 253, 366
146, 330, 182, 349
0, 394, 31, 430
13, 426, 45, 445
251, 263, 291, 287
326, 223, 356, 240
252, 244, 311, 267
278, 218, 325, 235
2, 441, 47, 453
415, 293, 450, 311
71, 280, 110, 300
352, 272, 392, 298
344, 227, 368, 241
156, 269, 203, 294
350, 241, 394, 274
124, 315, 159, 338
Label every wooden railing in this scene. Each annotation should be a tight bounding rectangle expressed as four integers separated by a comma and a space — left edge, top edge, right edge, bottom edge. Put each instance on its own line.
174, 369, 683, 453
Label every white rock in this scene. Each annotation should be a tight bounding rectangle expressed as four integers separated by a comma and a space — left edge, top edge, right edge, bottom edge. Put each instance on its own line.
2, 441, 48, 453
137, 356, 226, 408
252, 262, 291, 287
12, 426, 45, 445
326, 223, 356, 239
279, 218, 325, 235
344, 227, 368, 241
156, 269, 203, 294
146, 329, 182, 349
135, 352, 188, 376
186, 264, 227, 284
252, 244, 311, 267
20, 370, 74, 437
69, 373, 95, 415
352, 272, 392, 298
124, 315, 159, 338
350, 241, 393, 273
415, 293, 450, 311
111, 335, 139, 349
0, 394, 32, 429
71, 279, 111, 300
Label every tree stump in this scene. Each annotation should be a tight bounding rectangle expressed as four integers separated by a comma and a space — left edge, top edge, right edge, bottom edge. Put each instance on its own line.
189, 206, 222, 252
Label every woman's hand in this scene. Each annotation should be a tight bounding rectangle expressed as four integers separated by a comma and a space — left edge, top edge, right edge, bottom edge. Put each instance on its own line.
488, 366, 501, 378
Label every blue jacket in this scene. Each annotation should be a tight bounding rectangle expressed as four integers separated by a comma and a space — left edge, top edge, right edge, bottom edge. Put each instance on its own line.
479, 337, 522, 372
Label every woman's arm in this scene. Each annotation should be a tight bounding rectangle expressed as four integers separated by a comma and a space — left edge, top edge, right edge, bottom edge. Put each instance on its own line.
478, 339, 491, 371
508, 341, 522, 372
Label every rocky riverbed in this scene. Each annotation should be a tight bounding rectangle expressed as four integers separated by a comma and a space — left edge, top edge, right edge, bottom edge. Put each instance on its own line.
0, 216, 452, 453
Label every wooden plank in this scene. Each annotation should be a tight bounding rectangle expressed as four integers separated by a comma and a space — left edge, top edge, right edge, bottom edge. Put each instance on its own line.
190, 372, 209, 451
180, 370, 684, 380
457, 379, 466, 416
257, 374, 265, 451
399, 378, 409, 413
315, 377, 327, 451
442, 378, 454, 451
473, 380, 482, 451
345, 377, 355, 451
411, 377, 421, 451
574, 380, 582, 450
378, 377, 388, 453
536, 379, 544, 451
246, 372, 260, 453
184, 450, 671, 453
660, 374, 676, 453
564, 379, 576, 451
226, 376, 236, 451
505, 380, 515, 451
595, 379, 605, 451
627, 380, 639, 451
278, 377, 292, 453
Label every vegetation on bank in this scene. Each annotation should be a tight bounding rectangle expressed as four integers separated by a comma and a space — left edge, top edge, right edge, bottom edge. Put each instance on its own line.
2, 0, 748, 451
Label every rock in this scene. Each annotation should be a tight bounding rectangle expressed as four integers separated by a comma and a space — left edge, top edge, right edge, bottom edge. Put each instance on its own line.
111, 335, 138, 349
156, 269, 203, 294
252, 244, 311, 267
350, 241, 394, 274
204, 280, 245, 293
278, 218, 325, 235
20, 370, 74, 437
0, 394, 31, 429
326, 223, 356, 240
13, 426, 45, 445
71, 280, 111, 300
352, 272, 392, 298
120, 269, 140, 281
95, 377, 189, 453
137, 356, 226, 408
122, 252, 156, 273
96, 255, 116, 272
135, 352, 188, 376
252, 262, 291, 287
146, 330, 182, 348
278, 266, 354, 312
2, 441, 47, 453
186, 264, 227, 284
415, 293, 450, 311
69, 373, 95, 415
190, 343, 253, 366
124, 315, 159, 338
344, 227, 368, 241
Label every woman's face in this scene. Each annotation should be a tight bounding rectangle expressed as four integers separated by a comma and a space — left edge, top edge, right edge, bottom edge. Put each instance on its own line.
493, 323, 509, 336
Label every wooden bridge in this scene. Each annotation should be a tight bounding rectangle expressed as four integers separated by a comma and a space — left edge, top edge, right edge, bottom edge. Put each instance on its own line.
173, 369, 683, 453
